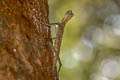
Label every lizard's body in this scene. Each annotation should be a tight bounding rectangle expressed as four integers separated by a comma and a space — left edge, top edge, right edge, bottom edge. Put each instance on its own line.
40, 10, 74, 72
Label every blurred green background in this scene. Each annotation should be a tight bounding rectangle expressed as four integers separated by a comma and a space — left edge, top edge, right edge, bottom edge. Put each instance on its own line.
48, 0, 120, 80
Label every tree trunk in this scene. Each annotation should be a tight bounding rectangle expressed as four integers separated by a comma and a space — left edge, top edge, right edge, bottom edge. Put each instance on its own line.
114, 0, 120, 10
0, 0, 58, 80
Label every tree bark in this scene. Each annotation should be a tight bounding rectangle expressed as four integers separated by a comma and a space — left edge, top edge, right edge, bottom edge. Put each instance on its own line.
114, 0, 120, 10
0, 0, 58, 80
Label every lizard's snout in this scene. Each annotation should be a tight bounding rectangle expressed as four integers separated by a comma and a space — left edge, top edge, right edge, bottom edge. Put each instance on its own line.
65, 10, 74, 17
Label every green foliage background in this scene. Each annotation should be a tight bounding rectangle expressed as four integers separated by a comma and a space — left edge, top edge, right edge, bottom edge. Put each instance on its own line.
49, 0, 120, 80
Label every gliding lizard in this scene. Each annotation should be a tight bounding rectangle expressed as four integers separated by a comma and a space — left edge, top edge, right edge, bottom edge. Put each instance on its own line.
41, 10, 74, 72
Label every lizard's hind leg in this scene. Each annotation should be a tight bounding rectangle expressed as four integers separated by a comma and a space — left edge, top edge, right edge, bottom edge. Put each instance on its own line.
57, 56, 62, 73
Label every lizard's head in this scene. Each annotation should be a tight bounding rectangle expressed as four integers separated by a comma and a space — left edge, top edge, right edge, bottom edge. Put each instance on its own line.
61, 10, 74, 24
65, 10, 74, 17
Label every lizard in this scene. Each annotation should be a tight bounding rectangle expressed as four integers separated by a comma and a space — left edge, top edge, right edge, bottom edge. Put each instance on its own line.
40, 10, 74, 72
